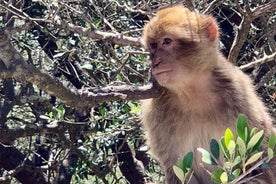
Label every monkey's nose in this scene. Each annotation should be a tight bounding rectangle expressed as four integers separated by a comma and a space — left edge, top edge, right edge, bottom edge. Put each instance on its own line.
152, 61, 161, 68
152, 58, 162, 68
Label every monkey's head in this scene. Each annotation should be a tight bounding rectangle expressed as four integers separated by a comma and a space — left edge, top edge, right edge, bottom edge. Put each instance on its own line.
142, 6, 219, 90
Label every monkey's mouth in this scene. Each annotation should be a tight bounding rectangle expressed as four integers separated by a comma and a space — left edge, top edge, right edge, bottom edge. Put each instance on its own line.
152, 69, 173, 76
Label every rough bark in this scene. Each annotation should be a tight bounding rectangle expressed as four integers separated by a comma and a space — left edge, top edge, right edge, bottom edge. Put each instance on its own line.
111, 133, 146, 184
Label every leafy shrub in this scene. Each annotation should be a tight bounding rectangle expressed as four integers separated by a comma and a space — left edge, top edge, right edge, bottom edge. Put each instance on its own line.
174, 114, 276, 184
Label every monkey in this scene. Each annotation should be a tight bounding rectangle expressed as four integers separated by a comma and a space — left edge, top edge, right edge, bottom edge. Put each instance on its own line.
141, 5, 276, 184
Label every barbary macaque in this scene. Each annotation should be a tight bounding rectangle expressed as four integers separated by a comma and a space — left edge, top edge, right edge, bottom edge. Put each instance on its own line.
141, 5, 275, 184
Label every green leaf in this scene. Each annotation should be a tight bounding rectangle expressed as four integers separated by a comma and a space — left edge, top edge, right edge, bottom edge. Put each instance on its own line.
247, 130, 264, 150
183, 152, 194, 173
245, 151, 263, 167
236, 114, 249, 142
227, 140, 236, 156
85, 23, 91, 30
267, 147, 274, 162
128, 102, 141, 114
220, 138, 230, 159
234, 156, 241, 166
99, 106, 107, 116
220, 172, 228, 183
197, 148, 216, 165
173, 165, 185, 183
177, 158, 184, 170
210, 139, 220, 160
57, 105, 65, 119
236, 137, 246, 157
211, 169, 224, 183
249, 127, 258, 138
251, 137, 264, 154
268, 134, 276, 150
114, 44, 120, 49
224, 161, 233, 169
225, 128, 234, 147
232, 168, 241, 179
49, 111, 54, 119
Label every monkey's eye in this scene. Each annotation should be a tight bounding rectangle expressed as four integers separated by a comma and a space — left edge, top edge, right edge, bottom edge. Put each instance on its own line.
150, 43, 158, 50
163, 38, 172, 45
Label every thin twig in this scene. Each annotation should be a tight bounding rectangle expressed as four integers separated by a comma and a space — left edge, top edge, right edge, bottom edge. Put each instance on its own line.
239, 52, 276, 71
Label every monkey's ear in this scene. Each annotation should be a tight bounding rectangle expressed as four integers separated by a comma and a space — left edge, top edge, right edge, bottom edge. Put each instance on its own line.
205, 17, 218, 42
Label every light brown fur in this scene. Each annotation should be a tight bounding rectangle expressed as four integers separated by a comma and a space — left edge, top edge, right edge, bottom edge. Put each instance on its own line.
141, 5, 276, 184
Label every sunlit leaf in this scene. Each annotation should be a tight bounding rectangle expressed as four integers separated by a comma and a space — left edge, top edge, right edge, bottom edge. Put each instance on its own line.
178, 158, 184, 170
224, 161, 233, 169
247, 130, 264, 150
249, 127, 258, 138
267, 147, 274, 162
114, 44, 120, 49
173, 165, 185, 183
234, 156, 241, 166
220, 172, 228, 183
128, 102, 141, 114
236, 137, 246, 156
197, 148, 216, 165
232, 168, 241, 179
268, 134, 276, 150
225, 128, 234, 147
227, 140, 236, 156
211, 169, 224, 183
245, 151, 263, 167
57, 105, 65, 119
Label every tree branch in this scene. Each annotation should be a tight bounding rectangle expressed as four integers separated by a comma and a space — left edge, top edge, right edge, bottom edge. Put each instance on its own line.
203, 0, 222, 14
228, 1, 252, 63
0, 122, 67, 143
228, 1, 276, 64
83, 83, 160, 105
252, 2, 276, 19
58, 21, 142, 47
0, 28, 159, 110
0, 3, 142, 47
239, 52, 276, 71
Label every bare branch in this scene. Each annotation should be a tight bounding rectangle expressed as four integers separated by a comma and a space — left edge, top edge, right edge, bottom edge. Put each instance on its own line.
203, 0, 222, 14
57, 21, 142, 47
0, 123, 65, 143
228, 0, 253, 63
228, 15, 252, 63
252, 2, 276, 19
240, 52, 276, 71
83, 83, 160, 105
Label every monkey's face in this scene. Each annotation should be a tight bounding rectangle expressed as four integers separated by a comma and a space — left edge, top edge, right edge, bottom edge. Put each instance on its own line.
142, 6, 219, 90
148, 36, 176, 86
146, 35, 202, 89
